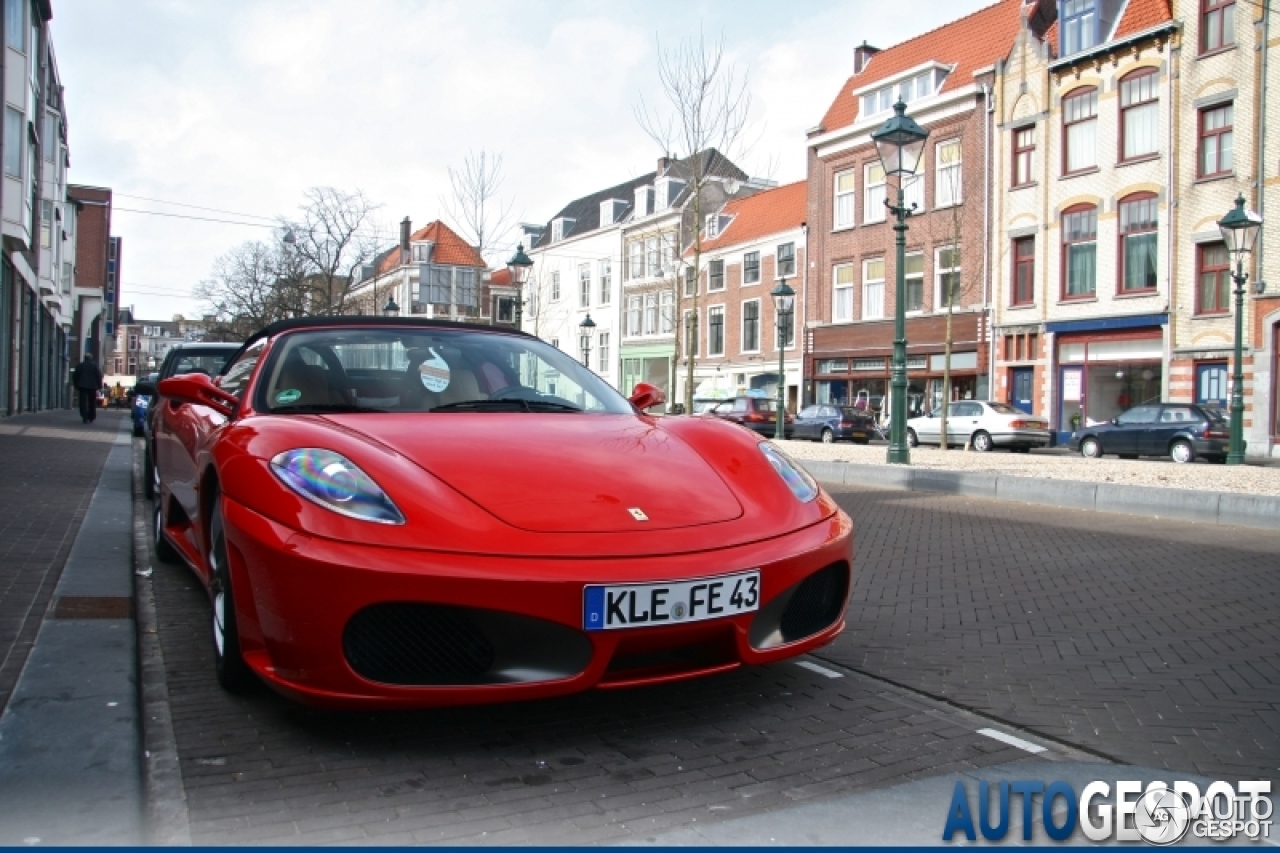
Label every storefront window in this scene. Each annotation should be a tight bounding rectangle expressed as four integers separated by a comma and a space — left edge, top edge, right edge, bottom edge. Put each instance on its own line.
816, 380, 849, 405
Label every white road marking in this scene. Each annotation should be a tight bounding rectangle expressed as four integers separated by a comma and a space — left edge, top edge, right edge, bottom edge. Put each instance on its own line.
977, 727, 1047, 754
795, 660, 843, 679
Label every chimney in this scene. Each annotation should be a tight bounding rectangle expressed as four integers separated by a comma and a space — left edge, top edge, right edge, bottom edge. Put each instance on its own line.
853, 41, 880, 75
657, 155, 671, 175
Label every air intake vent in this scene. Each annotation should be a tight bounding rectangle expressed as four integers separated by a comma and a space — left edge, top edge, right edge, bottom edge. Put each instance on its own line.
779, 563, 848, 642
344, 603, 495, 685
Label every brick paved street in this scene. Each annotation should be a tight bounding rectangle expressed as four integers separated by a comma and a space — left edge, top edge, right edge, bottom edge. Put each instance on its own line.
822, 485, 1280, 780
0, 409, 125, 713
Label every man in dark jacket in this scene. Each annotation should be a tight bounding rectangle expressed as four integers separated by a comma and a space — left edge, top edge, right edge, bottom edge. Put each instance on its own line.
71, 353, 103, 423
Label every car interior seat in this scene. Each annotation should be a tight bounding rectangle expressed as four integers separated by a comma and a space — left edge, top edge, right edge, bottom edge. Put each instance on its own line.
275, 354, 345, 408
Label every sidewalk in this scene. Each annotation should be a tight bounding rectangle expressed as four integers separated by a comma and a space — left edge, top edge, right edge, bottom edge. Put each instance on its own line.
0, 409, 143, 845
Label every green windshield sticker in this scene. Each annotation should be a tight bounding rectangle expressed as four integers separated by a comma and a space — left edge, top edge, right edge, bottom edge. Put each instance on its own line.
275, 388, 302, 405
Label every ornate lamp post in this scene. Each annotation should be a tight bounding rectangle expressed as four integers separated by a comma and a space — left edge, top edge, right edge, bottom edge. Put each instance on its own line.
771, 279, 795, 440
1216, 195, 1264, 466
506, 243, 534, 330
381, 296, 399, 317
871, 101, 930, 465
579, 313, 596, 367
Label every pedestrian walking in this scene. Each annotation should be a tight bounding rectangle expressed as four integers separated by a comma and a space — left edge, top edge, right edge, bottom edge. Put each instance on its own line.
71, 353, 103, 424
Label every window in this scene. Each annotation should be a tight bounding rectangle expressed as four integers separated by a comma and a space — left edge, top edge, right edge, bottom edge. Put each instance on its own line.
777, 302, 795, 349
422, 266, 451, 303
39, 200, 50, 248
4, 0, 23, 51
644, 293, 658, 335
1120, 70, 1158, 161
1012, 237, 1035, 306
598, 332, 610, 372
220, 340, 267, 399
4, 108, 22, 177
1201, 0, 1235, 53
1199, 103, 1233, 178
743, 251, 760, 284
777, 242, 796, 277
936, 246, 961, 308
455, 269, 477, 309
902, 173, 924, 211
863, 258, 885, 320
708, 259, 725, 291
742, 300, 760, 352
683, 267, 696, 297
935, 140, 962, 207
833, 264, 854, 322
1062, 205, 1097, 298
628, 240, 644, 279
1063, 88, 1098, 174
645, 236, 660, 277
1061, 0, 1098, 56
904, 252, 924, 312
864, 162, 886, 223
551, 338, 560, 350
579, 334, 591, 366
550, 270, 561, 301
834, 170, 856, 227
1118, 194, 1158, 292
1196, 362, 1228, 406
599, 259, 611, 305
708, 306, 725, 356
705, 213, 720, 238
578, 264, 591, 307
660, 232, 676, 272
1197, 242, 1230, 315
627, 295, 642, 336
660, 290, 674, 333
1012, 126, 1035, 187
42, 112, 55, 163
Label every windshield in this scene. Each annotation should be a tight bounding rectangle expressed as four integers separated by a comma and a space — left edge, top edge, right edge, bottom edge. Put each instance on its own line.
256, 327, 633, 415
166, 348, 238, 379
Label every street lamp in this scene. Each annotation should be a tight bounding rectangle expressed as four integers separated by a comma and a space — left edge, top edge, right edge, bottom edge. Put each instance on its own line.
507, 243, 534, 330
771, 279, 795, 440
579, 313, 596, 367
871, 100, 930, 465
1216, 194, 1264, 466
382, 296, 400, 317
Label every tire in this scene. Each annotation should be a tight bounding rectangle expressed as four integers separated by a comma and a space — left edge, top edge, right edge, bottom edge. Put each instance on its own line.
906, 428, 919, 448
209, 501, 255, 692
153, 492, 181, 565
971, 431, 993, 453
1080, 437, 1102, 459
132, 423, 145, 438
1170, 439, 1195, 464
143, 446, 156, 500
821, 428, 834, 444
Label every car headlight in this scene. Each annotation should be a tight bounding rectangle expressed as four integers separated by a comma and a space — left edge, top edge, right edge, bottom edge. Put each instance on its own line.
270, 448, 405, 524
759, 442, 819, 503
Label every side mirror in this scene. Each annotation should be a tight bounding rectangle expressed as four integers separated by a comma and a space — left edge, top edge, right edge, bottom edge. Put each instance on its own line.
628, 382, 666, 411
158, 373, 238, 419
134, 381, 156, 397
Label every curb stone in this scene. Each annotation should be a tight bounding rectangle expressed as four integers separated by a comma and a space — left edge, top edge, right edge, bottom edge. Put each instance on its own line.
802, 461, 1280, 532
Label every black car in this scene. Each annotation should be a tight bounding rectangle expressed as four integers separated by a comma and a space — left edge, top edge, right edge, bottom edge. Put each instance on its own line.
136, 341, 242, 498
1068, 402, 1230, 464
793, 404, 876, 444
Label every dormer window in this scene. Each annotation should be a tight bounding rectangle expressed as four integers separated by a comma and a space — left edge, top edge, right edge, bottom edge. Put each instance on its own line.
705, 213, 721, 239
1061, 0, 1098, 56
412, 243, 433, 263
599, 199, 627, 226
633, 186, 654, 218
654, 177, 686, 211
551, 217, 576, 243
859, 67, 948, 120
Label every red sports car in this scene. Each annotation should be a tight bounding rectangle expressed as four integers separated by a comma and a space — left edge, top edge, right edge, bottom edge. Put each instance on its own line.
152, 317, 853, 709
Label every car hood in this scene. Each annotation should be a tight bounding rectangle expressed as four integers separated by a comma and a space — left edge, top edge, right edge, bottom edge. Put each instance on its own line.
322, 413, 745, 533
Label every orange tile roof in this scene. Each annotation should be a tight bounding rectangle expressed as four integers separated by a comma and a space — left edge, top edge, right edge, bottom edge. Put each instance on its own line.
488, 268, 512, 286
372, 220, 484, 277
1113, 0, 1173, 39
690, 181, 806, 255
816, 0, 1025, 135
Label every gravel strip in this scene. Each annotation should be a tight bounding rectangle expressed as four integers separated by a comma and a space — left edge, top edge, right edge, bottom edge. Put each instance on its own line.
776, 438, 1280, 497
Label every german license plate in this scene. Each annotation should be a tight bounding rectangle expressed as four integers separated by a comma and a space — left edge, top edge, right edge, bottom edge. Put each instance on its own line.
583, 570, 760, 631
850, 431, 866, 439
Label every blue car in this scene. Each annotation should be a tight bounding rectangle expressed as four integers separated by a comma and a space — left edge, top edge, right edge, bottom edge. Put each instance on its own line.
131, 372, 158, 437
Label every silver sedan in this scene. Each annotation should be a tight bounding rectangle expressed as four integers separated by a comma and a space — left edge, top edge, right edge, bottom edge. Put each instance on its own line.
906, 401, 1051, 452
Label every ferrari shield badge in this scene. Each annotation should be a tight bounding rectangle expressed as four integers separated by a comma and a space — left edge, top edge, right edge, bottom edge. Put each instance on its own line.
418, 347, 451, 392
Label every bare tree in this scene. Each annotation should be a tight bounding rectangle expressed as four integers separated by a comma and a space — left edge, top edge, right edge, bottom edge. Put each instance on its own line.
441, 150, 517, 264
195, 238, 310, 340
636, 31, 752, 414
279, 187, 380, 314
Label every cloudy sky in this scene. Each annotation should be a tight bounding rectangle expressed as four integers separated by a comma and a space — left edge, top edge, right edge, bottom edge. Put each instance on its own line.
51, 0, 992, 320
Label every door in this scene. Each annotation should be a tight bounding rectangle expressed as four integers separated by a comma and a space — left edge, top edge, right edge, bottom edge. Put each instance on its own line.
795, 406, 820, 439
949, 401, 981, 447
1109, 403, 1161, 454
1143, 405, 1195, 456
1011, 368, 1033, 413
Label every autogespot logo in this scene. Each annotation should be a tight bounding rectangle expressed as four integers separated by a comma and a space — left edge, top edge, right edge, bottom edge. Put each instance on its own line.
942, 779, 1272, 844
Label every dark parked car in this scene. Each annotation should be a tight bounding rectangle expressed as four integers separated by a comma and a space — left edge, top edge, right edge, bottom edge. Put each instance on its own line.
1068, 403, 1229, 464
708, 396, 794, 438
130, 372, 159, 437
136, 342, 242, 498
794, 405, 875, 444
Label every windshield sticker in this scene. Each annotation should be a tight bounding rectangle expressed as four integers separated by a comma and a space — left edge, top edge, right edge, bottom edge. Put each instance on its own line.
419, 348, 451, 392
275, 388, 302, 405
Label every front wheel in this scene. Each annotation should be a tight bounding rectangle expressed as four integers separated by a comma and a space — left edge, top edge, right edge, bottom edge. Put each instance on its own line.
906, 428, 919, 448
821, 428, 834, 444
153, 494, 181, 564
209, 501, 255, 692
971, 431, 993, 453
1170, 439, 1195, 464
1080, 437, 1102, 459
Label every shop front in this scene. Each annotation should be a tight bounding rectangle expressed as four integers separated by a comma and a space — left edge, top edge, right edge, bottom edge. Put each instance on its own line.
620, 342, 674, 411
1047, 315, 1167, 444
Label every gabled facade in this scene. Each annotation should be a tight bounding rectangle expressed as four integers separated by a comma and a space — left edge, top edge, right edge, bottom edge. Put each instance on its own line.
347, 219, 488, 326
683, 180, 806, 409
989, 0, 1177, 441
805, 0, 1021, 420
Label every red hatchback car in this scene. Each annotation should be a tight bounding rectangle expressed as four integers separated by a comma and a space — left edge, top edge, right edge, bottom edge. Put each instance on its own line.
151, 318, 853, 709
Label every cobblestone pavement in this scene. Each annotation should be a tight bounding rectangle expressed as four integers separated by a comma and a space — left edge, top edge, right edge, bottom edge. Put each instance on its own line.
0, 409, 124, 713
150, 546, 1033, 845
820, 485, 1280, 781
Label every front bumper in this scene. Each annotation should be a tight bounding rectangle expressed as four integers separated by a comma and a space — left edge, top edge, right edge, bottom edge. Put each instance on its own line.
221, 497, 853, 709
